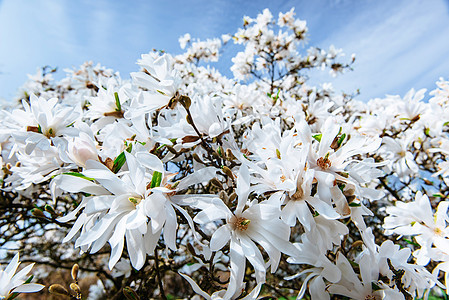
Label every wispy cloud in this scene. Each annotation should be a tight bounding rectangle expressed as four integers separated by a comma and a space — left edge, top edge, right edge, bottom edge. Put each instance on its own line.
312, 0, 449, 100
0, 0, 447, 101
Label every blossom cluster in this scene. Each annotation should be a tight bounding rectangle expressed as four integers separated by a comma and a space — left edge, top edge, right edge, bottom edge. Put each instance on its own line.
0, 8, 448, 300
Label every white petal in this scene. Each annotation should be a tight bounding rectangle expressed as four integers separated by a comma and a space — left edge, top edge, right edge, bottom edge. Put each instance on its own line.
135, 152, 164, 173
53, 174, 108, 195
179, 273, 212, 300
210, 225, 231, 251
11, 283, 45, 293
163, 203, 178, 250
306, 197, 340, 220
176, 167, 216, 191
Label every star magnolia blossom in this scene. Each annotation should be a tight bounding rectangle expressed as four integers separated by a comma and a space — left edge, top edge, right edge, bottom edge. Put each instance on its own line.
55, 151, 215, 270
193, 165, 300, 298
0, 253, 44, 299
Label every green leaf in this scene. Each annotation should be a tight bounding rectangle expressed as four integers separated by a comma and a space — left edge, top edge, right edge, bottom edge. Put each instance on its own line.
403, 238, 420, 247
349, 202, 361, 207
150, 171, 163, 188
63, 172, 95, 181
312, 133, 322, 142
112, 152, 126, 173
114, 92, 121, 112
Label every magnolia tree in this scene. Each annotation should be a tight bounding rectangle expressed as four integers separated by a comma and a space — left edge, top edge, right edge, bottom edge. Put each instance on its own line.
0, 8, 449, 300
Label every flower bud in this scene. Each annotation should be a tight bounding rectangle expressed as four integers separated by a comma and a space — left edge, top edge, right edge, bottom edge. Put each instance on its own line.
210, 178, 223, 189
31, 208, 46, 218
221, 166, 234, 180
49, 284, 69, 296
123, 287, 140, 300
69, 283, 81, 294
71, 264, 79, 282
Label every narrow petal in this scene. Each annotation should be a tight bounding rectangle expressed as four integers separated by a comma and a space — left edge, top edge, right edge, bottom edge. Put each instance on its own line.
11, 283, 45, 293
210, 225, 231, 251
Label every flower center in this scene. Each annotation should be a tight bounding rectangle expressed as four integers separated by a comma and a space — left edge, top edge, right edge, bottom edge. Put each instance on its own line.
45, 128, 56, 138
128, 196, 142, 206
291, 187, 304, 201
317, 156, 331, 170
230, 216, 251, 231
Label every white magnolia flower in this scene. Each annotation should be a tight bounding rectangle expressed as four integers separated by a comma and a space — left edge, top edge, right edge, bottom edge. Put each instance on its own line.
56, 151, 216, 270
286, 235, 341, 300
10, 94, 79, 155
194, 165, 300, 298
0, 253, 44, 299
126, 53, 180, 119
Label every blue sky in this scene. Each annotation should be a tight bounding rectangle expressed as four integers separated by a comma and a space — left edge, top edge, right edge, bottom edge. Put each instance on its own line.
0, 0, 448, 101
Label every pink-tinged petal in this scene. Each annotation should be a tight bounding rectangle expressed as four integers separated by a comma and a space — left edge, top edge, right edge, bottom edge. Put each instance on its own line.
210, 225, 231, 251
306, 197, 340, 220
135, 152, 164, 173
176, 167, 216, 191
11, 283, 45, 293
179, 273, 212, 300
